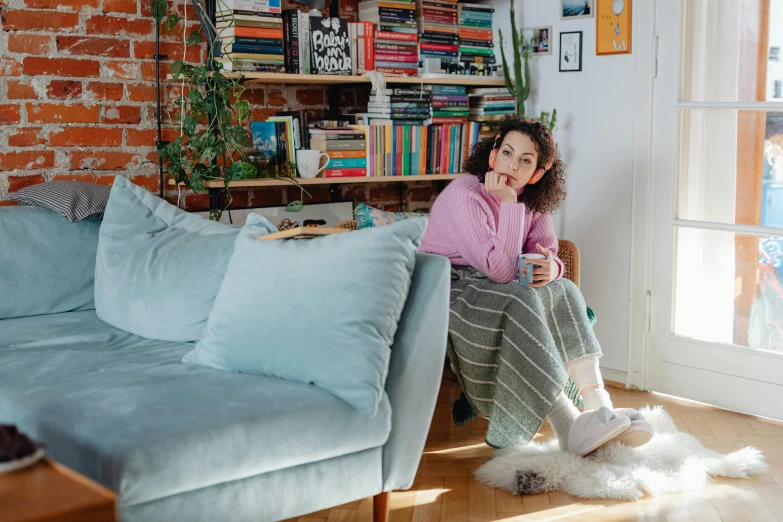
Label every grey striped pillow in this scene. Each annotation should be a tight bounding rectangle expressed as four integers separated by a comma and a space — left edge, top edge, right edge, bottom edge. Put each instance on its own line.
10, 181, 111, 223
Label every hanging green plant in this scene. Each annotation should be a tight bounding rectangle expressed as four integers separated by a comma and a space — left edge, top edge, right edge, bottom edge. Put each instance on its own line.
152, 0, 308, 220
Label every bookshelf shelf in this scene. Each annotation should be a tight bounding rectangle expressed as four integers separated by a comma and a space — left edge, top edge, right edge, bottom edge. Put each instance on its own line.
166, 72, 506, 87
195, 173, 464, 188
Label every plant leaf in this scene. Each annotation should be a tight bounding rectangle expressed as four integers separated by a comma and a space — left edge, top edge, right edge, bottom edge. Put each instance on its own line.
151, 0, 167, 22
187, 30, 203, 46
286, 200, 303, 212
165, 13, 181, 33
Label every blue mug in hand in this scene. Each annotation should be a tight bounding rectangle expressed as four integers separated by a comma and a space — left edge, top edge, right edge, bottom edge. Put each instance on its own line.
518, 253, 546, 285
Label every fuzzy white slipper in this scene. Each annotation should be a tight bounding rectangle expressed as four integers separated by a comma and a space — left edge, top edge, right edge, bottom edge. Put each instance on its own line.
614, 408, 654, 448
568, 406, 631, 457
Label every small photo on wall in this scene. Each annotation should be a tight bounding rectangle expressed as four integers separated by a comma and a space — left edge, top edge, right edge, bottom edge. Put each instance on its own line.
559, 31, 583, 71
561, 0, 593, 19
522, 26, 553, 55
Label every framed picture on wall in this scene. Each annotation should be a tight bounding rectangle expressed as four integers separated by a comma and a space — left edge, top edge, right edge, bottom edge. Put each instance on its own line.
561, 0, 593, 19
521, 26, 553, 55
596, 0, 632, 55
559, 31, 583, 71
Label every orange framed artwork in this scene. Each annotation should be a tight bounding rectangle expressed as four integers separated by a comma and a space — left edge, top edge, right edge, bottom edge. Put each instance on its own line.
596, 0, 632, 55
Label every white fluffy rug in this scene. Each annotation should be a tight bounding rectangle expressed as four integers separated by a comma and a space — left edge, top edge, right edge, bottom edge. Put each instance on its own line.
475, 406, 769, 500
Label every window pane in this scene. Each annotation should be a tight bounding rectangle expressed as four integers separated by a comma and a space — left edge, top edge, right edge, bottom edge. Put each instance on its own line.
674, 227, 783, 351
677, 109, 783, 226
680, 0, 783, 102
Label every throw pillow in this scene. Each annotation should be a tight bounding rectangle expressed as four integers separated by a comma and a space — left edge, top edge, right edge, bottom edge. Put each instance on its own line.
182, 214, 427, 416
94, 177, 277, 342
354, 203, 428, 229
10, 180, 110, 222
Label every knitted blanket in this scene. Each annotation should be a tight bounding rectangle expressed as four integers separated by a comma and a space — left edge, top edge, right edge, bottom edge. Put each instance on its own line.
447, 267, 599, 448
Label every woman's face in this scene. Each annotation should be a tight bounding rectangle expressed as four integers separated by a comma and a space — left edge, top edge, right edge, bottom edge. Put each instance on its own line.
492, 130, 540, 192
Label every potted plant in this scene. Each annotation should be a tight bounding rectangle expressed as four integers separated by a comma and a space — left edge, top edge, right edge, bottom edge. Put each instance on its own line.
151, 0, 308, 220
498, 0, 557, 130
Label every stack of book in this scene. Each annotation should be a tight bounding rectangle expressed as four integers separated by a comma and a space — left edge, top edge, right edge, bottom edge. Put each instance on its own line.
216, 0, 285, 73
357, 88, 431, 126
457, 2, 495, 73
416, 0, 460, 71
468, 86, 515, 122
428, 85, 469, 124
359, 0, 419, 75
309, 128, 368, 178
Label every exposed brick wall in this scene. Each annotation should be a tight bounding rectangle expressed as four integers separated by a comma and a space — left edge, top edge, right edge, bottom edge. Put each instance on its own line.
0, 0, 438, 212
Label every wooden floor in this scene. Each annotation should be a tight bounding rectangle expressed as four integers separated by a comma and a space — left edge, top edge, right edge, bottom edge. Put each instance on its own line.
285, 378, 783, 522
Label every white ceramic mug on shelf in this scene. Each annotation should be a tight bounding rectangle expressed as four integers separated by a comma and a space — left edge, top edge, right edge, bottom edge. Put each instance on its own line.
296, 149, 330, 179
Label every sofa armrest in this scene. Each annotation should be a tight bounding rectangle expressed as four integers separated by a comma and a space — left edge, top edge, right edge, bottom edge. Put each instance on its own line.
382, 252, 451, 491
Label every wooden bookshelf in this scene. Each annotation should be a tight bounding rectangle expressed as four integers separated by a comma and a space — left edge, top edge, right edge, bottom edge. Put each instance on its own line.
196, 173, 464, 188
167, 72, 506, 87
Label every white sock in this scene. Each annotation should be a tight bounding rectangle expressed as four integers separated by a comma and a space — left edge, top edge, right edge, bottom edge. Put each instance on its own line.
566, 356, 613, 410
582, 386, 613, 411
546, 391, 580, 451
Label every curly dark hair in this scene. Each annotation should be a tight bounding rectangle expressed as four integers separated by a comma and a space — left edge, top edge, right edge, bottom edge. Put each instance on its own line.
464, 115, 566, 214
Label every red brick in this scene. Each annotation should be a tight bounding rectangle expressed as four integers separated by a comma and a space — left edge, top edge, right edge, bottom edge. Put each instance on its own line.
46, 80, 83, 100
24, 58, 100, 78
102, 0, 136, 13
24, 0, 98, 8
247, 187, 285, 207
141, 0, 176, 17
70, 151, 141, 170
0, 154, 53, 172
369, 184, 399, 201
267, 88, 287, 107
52, 173, 116, 185
183, 193, 210, 211
7, 174, 45, 190
85, 82, 124, 101
131, 175, 160, 192
49, 127, 122, 147
1, 59, 22, 76
250, 108, 278, 122
133, 40, 201, 63
296, 87, 325, 106
27, 103, 100, 123
56, 36, 130, 58
1, 10, 80, 32
85, 16, 153, 37
102, 60, 138, 79
6, 80, 38, 100
127, 83, 158, 102
0, 105, 21, 124
126, 127, 179, 147
8, 34, 50, 54
0, 201, 20, 207
141, 61, 172, 81
240, 88, 265, 106
102, 105, 140, 124
8, 128, 45, 147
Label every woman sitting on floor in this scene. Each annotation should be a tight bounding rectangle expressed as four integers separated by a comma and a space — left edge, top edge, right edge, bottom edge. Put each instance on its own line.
419, 115, 654, 456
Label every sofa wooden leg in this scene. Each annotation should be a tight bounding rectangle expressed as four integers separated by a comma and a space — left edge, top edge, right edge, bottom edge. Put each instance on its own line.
373, 491, 390, 522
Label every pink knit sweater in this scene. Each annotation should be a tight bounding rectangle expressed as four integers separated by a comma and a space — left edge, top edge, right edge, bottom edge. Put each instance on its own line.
420, 175, 563, 284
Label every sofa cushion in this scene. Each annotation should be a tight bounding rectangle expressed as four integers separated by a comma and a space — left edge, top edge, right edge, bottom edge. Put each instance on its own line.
94, 177, 276, 342
10, 180, 110, 222
0, 207, 101, 320
354, 203, 428, 229
183, 215, 426, 416
0, 311, 391, 506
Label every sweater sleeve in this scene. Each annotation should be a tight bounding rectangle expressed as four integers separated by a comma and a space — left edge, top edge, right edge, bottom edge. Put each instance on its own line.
523, 212, 564, 280
448, 194, 525, 284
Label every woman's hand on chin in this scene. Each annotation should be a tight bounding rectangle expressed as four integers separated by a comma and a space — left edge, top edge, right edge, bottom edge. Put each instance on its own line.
485, 171, 518, 204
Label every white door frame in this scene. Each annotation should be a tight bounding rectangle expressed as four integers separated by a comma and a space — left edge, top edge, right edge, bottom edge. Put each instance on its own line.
627, 0, 658, 391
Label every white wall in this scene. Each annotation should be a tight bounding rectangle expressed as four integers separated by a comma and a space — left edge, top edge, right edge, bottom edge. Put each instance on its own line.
488, 0, 638, 372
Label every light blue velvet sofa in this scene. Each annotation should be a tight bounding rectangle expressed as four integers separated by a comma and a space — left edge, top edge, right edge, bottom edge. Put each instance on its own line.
0, 206, 451, 521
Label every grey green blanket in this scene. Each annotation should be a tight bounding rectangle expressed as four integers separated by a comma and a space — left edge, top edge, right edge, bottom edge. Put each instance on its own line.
447, 267, 601, 449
